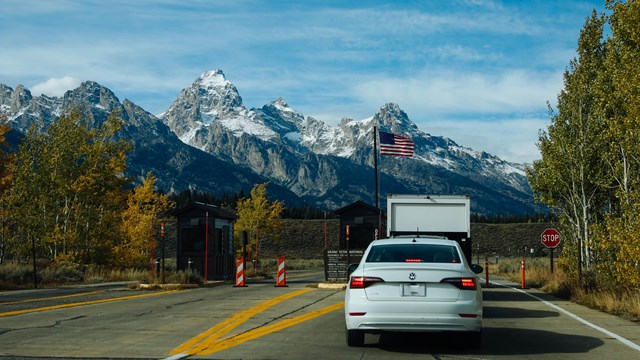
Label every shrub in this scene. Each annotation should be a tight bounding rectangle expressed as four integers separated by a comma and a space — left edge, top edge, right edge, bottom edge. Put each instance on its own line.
40, 261, 84, 283
0, 262, 34, 288
166, 270, 203, 285
494, 256, 640, 322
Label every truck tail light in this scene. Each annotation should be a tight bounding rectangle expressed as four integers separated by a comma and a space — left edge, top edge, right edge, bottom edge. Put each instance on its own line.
441, 277, 477, 290
349, 276, 384, 289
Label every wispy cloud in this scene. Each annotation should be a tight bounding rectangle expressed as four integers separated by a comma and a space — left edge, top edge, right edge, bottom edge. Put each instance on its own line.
30, 76, 80, 97
427, 116, 548, 164
352, 69, 563, 116
0, 0, 606, 163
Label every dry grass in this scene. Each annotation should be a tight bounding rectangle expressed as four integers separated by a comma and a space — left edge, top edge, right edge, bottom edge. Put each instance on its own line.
0, 259, 200, 289
241, 258, 324, 279
83, 266, 149, 283
571, 286, 640, 321
493, 257, 640, 322
258, 258, 324, 271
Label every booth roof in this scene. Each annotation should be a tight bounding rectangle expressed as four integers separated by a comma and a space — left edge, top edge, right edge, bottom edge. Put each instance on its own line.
171, 202, 237, 220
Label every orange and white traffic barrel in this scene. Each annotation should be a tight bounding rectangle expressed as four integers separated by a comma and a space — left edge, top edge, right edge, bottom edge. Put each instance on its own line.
275, 256, 287, 287
234, 256, 246, 287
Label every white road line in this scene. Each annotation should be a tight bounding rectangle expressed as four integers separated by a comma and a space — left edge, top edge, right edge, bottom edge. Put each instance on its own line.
491, 280, 640, 352
163, 353, 188, 360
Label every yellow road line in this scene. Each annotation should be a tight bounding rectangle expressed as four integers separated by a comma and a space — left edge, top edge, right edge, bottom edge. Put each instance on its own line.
170, 288, 314, 356
0, 290, 178, 317
198, 301, 345, 355
0, 290, 105, 306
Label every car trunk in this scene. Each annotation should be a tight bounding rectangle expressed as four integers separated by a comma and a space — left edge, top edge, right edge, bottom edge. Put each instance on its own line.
362, 263, 464, 302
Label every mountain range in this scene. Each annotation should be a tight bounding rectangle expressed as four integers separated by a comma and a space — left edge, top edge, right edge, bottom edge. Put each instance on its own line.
0, 69, 543, 215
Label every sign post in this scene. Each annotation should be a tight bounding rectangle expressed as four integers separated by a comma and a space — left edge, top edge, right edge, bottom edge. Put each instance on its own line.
205, 211, 209, 283
521, 256, 525, 289
346, 225, 350, 266
541, 228, 561, 273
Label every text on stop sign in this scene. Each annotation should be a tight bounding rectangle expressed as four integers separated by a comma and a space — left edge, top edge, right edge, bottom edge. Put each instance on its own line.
541, 228, 561, 248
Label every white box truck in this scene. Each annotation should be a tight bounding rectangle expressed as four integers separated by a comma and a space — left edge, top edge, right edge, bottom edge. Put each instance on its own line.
386, 194, 473, 263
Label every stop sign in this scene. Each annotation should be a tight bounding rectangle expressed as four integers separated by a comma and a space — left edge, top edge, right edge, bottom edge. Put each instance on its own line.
541, 228, 561, 249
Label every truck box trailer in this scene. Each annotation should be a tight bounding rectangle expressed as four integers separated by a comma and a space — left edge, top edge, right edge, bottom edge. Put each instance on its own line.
386, 194, 473, 263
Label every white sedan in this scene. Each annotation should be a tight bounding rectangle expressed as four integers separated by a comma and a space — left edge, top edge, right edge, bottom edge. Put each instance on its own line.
344, 236, 483, 348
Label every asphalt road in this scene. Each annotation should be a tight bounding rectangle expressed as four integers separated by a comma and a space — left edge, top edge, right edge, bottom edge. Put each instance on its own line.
0, 270, 638, 360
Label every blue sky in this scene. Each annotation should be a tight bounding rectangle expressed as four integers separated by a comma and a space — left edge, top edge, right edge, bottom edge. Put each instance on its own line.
0, 0, 607, 163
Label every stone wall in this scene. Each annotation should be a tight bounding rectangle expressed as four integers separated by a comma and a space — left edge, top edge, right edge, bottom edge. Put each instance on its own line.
160, 219, 558, 260
260, 219, 556, 259
260, 219, 340, 259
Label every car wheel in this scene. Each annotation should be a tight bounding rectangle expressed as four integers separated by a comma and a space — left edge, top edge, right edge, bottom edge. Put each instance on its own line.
466, 330, 482, 349
346, 329, 365, 347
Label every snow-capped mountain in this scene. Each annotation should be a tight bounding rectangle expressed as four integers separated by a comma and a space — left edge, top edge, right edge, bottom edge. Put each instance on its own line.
159, 70, 536, 214
0, 70, 542, 215
0, 81, 298, 202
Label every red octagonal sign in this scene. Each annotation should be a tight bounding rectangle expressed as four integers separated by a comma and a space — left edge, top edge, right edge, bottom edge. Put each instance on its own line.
541, 228, 561, 249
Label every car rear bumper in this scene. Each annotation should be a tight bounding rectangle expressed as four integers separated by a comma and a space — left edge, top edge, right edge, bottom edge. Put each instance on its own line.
345, 297, 482, 332
345, 313, 482, 333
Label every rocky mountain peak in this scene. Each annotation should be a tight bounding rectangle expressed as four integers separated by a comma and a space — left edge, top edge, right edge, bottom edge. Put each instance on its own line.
1, 73, 541, 215
161, 70, 248, 140
62, 81, 121, 113
373, 102, 420, 136
6, 85, 33, 113
193, 69, 244, 113
0, 85, 10, 114
259, 97, 304, 131
198, 69, 228, 86
271, 97, 291, 110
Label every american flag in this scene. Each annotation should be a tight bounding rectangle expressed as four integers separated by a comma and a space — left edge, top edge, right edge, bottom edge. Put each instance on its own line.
379, 131, 414, 156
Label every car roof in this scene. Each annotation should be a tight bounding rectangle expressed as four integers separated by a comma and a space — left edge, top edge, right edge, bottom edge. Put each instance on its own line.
371, 236, 458, 247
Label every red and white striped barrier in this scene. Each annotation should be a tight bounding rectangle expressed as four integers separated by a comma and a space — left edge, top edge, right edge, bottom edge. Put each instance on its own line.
234, 257, 246, 287
275, 256, 287, 287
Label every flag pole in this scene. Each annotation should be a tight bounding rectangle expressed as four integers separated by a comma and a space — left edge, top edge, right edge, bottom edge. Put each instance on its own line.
374, 125, 379, 210
373, 125, 381, 239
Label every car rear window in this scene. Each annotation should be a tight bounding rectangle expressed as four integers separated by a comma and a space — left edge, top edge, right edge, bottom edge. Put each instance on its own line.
366, 244, 461, 263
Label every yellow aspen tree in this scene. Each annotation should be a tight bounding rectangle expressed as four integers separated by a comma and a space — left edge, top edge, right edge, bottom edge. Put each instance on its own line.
234, 183, 284, 264
117, 173, 173, 267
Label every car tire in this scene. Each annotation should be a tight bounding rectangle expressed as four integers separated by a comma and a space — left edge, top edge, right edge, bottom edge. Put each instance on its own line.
346, 329, 365, 347
466, 330, 482, 349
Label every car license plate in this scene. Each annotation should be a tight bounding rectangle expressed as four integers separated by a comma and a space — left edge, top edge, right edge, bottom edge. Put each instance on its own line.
402, 283, 426, 297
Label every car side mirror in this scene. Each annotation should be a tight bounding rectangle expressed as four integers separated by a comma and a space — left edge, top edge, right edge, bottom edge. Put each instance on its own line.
347, 263, 359, 276
471, 264, 484, 274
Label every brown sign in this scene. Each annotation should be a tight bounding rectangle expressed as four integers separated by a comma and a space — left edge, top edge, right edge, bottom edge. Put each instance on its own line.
323, 249, 364, 281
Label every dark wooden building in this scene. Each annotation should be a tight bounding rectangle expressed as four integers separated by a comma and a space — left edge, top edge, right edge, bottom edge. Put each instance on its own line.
172, 202, 236, 280
335, 201, 386, 250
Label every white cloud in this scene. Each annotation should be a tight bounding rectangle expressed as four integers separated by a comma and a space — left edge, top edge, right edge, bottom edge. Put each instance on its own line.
30, 76, 80, 97
426, 117, 548, 164
353, 69, 563, 117
0, 0, 601, 165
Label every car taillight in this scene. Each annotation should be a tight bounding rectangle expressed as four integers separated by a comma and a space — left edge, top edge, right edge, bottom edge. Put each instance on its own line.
349, 276, 384, 289
441, 277, 477, 290
458, 313, 478, 318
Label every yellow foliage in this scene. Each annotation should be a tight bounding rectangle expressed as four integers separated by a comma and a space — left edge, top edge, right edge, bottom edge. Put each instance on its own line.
53, 251, 82, 265
592, 204, 640, 289
234, 183, 284, 260
117, 173, 174, 268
